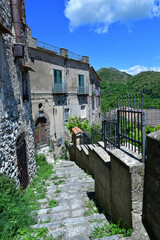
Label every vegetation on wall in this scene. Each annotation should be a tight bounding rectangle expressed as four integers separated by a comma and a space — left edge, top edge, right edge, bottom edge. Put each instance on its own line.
97, 68, 160, 112
65, 116, 91, 133
0, 153, 53, 240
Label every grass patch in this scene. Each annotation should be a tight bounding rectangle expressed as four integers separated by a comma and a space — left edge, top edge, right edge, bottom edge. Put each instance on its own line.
54, 180, 65, 185
48, 199, 59, 208
84, 200, 99, 216
54, 189, 61, 194
51, 176, 60, 181
90, 219, 133, 239
0, 152, 54, 240
40, 218, 51, 224
89, 219, 103, 224
15, 227, 53, 240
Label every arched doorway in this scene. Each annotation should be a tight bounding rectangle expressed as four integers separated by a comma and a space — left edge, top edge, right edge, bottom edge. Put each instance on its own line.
35, 117, 48, 147
16, 134, 29, 189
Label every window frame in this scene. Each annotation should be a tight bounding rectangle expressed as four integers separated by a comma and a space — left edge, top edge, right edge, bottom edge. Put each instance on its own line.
80, 105, 86, 119
64, 108, 70, 122
53, 69, 62, 85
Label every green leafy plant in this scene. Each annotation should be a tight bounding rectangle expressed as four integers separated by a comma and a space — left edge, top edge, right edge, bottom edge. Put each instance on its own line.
48, 199, 59, 208
0, 175, 35, 240
0, 152, 54, 240
54, 180, 65, 185
84, 200, 99, 216
54, 189, 61, 194
90, 218, 133, 239
65, 116, 91, 134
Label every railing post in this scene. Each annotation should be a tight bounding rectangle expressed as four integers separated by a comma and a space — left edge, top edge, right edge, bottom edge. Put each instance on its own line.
117, 110, 121, 149
104, 120, 107, 150
141, 111, 145, 163
91, 127, 93, 144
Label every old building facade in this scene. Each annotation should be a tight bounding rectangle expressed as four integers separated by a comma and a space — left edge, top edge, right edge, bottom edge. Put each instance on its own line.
28, 37, 101, 147
0, 0, 36, 188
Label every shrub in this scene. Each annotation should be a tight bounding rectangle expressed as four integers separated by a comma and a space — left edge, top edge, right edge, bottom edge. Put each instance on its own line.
0, 175, 35, 240
65, 116, 91, 134
0, 152, 54, 240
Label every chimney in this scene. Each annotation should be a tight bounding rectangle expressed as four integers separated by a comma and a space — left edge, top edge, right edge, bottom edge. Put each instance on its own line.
60, 48, 68, 57
82, 56, 89, 64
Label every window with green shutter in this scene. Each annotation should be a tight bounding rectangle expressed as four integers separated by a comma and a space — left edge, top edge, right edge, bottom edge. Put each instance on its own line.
78, 74, 84, 87
54, 69, 62, 84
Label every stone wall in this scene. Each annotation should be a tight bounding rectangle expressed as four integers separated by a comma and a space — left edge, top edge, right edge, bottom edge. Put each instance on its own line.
70, 130, 146, 231
0, 1, 36, 187
143, 130, 160, 240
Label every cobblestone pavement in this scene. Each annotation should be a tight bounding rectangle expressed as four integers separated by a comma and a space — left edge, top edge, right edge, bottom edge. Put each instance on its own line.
32, 147, 125, 240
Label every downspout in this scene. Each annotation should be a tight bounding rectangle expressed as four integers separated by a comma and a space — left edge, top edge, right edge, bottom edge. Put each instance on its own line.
89, 67, 91, 123
62, 59, 67, 145
11, 0, 22, 44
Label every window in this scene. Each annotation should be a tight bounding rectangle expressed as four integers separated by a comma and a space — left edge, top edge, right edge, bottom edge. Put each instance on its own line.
80, 105, 86, 119
54, 69, 62, 84
53, 69, 62, 93
22, 72, 29, 101
92, 98, 94, 110
64, 108, 69, 122
78, 74, 84, 87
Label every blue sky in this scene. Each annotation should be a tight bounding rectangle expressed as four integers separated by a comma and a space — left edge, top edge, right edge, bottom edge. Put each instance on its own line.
25, 0, 160, 75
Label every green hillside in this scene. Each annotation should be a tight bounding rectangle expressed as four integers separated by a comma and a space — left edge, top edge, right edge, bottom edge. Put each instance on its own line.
97, 68, 160, 112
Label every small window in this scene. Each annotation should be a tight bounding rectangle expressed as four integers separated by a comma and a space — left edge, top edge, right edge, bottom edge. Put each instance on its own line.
38, 103, 43, 109
54, 69, 62, 84
64, 108, 69, 122
92, 98, 94, 110
22, 72, 29, 101
78, 74, 84, 87
81, 105, 86, 118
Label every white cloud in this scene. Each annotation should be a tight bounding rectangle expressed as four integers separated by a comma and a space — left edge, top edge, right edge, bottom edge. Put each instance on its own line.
121, 65, 160, 75
64, 0, 160, 33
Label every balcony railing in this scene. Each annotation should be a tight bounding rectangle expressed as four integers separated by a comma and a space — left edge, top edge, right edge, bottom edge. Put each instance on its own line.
78, 86, 89, 95
37, 40, 82, 61
52, 83, 68, 94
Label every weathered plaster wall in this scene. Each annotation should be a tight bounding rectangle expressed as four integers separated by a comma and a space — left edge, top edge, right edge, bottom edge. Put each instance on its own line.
143, 130, 160, 240
0, 1, 36, 186
28, 43, 90, 142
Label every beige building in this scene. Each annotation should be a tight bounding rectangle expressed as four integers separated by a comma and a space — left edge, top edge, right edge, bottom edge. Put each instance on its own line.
28, 36, 101, 147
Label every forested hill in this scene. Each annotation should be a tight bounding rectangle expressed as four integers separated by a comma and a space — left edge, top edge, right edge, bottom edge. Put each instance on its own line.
97, 68, 160, 112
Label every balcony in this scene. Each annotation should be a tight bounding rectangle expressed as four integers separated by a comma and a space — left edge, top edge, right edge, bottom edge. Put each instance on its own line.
78, 86, 89, 95
52, 83, 68, 94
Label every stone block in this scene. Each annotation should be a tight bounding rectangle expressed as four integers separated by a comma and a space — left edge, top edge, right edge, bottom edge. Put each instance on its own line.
143, 130, 160, 240
110, 149, 144, 229
93, 146, 111, 214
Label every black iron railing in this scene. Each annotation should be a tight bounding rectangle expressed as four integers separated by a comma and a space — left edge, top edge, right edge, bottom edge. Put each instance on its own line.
84, 93, 146, 162
78, 86, 89, 95
52, 83, 68, 94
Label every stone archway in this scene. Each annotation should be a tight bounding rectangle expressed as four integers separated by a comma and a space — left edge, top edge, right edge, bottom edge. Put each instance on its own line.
34, 112, 50, 147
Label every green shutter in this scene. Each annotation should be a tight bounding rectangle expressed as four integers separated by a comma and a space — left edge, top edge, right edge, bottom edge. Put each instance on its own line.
54, 70, 62, 84
79, 74, 84, 87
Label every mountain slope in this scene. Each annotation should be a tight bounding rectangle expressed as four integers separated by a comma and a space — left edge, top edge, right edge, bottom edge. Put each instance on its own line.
97, 68, 160, 112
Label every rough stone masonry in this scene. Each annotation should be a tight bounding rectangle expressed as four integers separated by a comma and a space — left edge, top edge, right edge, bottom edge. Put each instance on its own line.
0, 0, 36, 187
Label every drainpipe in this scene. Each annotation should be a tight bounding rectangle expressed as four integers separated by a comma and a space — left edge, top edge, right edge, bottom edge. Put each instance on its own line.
62, 59, 67, 145
11, 0, 22, 43
89, 67, 91, 123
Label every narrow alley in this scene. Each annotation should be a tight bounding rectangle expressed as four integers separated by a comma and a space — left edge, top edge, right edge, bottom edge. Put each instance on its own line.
31, 147, 124, 240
